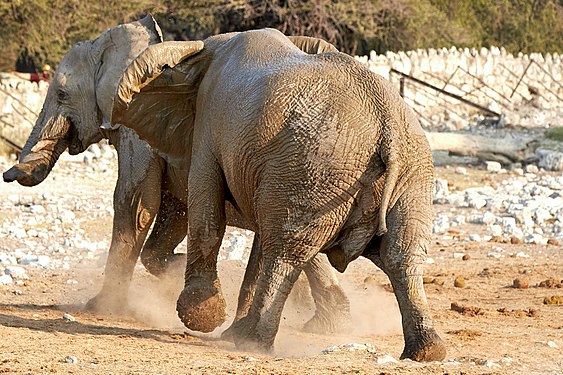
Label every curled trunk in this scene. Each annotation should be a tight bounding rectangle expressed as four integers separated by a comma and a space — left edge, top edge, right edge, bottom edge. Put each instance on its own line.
3, 110, 71, 186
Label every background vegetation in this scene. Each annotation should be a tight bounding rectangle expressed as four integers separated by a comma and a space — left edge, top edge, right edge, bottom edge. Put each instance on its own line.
1, 0, 562, 72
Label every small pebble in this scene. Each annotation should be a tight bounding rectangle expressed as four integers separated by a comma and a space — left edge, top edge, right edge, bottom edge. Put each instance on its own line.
512, 278, 529, 289
462, 254, 470, 261
64, 356, 78, 364
374, 354, 398, 364
63, 313, 76, 322
510, 237, 522, 244
243, 356, 258, 362
546, 340, 558, 348
454, 276, 465, 288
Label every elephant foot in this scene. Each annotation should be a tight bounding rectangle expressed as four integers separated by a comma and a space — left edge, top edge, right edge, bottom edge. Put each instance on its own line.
230, 317, 273, 353
220, 320, 239, 341
400, 330, 447, 362
176, 281, 226, 333
302, 306, 351, 334
84, 291, 130, 315
303, 284, 351, 334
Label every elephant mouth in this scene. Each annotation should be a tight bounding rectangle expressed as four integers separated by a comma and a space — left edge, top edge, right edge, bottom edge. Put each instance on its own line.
66, 117, 86, 155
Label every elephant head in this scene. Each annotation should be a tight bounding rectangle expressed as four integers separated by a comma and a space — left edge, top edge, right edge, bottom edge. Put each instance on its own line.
3, 15, 163, 186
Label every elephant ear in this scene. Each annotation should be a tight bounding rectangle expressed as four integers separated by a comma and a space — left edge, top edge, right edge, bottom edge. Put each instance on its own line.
94, 14, 164, 128
287, 36, 338, 54
112, 41, 205, 168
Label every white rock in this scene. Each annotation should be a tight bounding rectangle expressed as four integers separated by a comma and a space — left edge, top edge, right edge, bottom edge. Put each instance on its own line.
487, 252, 503, 259
524, 234, 547, 245
0, 274, 13, 285
29, 205, 47, 214
486, 161, 502, 172
546, 340, 558, 348
525, 164, 539, 174
452, 215, 466, 225
7, 226, 27, 238
0, 253, 17, 265
243, 356, 258, 362
432, 214, 450, 234
19, 254, 50, 266
63, 356, 78, 364
469, 234, 481, 242
467, 196, 487, 209
489, 224, 503, 237
88, 143, 102, 158
455, 167, 468, 175
4, 266, 27, 279
374, 354, 398, 364
63, 313, 76, 322
483, 359, 501, 369
513, 168, 524, 176
433, 178, 450, 203
482, 212, 497, 225
57, 210, 76, 223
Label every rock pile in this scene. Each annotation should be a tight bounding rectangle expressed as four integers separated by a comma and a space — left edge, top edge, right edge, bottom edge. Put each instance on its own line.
433, 167, 563, 244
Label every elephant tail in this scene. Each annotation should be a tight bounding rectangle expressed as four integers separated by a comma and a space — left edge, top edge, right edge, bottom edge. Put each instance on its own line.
375, 150, 400, 236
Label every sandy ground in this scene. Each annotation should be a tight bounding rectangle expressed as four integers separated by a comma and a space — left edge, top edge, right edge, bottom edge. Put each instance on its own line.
0, 156, 562, 374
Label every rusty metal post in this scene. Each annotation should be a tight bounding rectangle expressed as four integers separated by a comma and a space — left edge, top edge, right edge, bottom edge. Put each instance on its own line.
399, 77, 405, 98
510, 60, 533, 98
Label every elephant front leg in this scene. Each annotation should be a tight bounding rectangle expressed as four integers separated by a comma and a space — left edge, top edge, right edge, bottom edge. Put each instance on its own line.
302, 254, 351, 334
176, 160, 227, 333
378, 204, 446, 362
85, 158, 162, 314
140, 191, 188, 277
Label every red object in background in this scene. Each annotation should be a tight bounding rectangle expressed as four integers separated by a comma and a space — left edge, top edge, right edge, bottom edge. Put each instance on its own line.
29, 72, 49, 83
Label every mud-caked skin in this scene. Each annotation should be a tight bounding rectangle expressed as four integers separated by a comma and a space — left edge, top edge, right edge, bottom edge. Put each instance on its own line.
111, 28, 446, 361
176, 279, 226, 332
2, 16, 351, 335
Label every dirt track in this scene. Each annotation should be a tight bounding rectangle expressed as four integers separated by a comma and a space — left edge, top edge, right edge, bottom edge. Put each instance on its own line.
0, 155, 562, 374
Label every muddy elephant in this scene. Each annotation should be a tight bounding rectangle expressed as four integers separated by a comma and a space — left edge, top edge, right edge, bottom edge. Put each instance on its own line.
110, 29, 446, 361
2, 17, 350, 334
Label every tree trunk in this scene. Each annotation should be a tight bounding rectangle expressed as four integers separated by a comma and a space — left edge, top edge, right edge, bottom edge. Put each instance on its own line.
425, 132, 539, 164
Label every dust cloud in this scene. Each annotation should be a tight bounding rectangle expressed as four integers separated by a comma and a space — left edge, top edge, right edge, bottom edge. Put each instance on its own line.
87, 256, 401, 358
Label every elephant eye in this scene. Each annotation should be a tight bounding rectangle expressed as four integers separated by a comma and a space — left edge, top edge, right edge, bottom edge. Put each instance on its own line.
57, 89, 68, 103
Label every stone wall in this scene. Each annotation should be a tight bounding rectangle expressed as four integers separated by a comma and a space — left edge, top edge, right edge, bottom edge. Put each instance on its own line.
0, 74, 49, 152
357, 46, 562, 130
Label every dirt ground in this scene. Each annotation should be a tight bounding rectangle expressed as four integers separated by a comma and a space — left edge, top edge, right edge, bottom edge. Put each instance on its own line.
0, 156, 562, 375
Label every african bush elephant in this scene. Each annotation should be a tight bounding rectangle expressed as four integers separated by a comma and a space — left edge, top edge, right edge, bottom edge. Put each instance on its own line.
2, 16, 350, 334
111, 29, 446, 361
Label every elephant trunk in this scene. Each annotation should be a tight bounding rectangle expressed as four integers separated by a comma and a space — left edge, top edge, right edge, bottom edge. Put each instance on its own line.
3, 109, 71, 186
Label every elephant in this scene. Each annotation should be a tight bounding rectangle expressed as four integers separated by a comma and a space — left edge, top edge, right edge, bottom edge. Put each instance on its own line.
2, 16, 351, 334
110, 28, 447, 361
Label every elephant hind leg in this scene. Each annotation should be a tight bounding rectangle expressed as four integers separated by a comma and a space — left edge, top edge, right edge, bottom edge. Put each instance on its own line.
378, 202, 446, 362
140, 191, 188, 277
232, 213, 345, 352
302, 253, 351, 334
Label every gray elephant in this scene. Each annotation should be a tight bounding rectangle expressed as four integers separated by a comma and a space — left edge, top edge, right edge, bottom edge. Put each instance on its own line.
2, 16, 350, 334
111, 29, 446, 361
